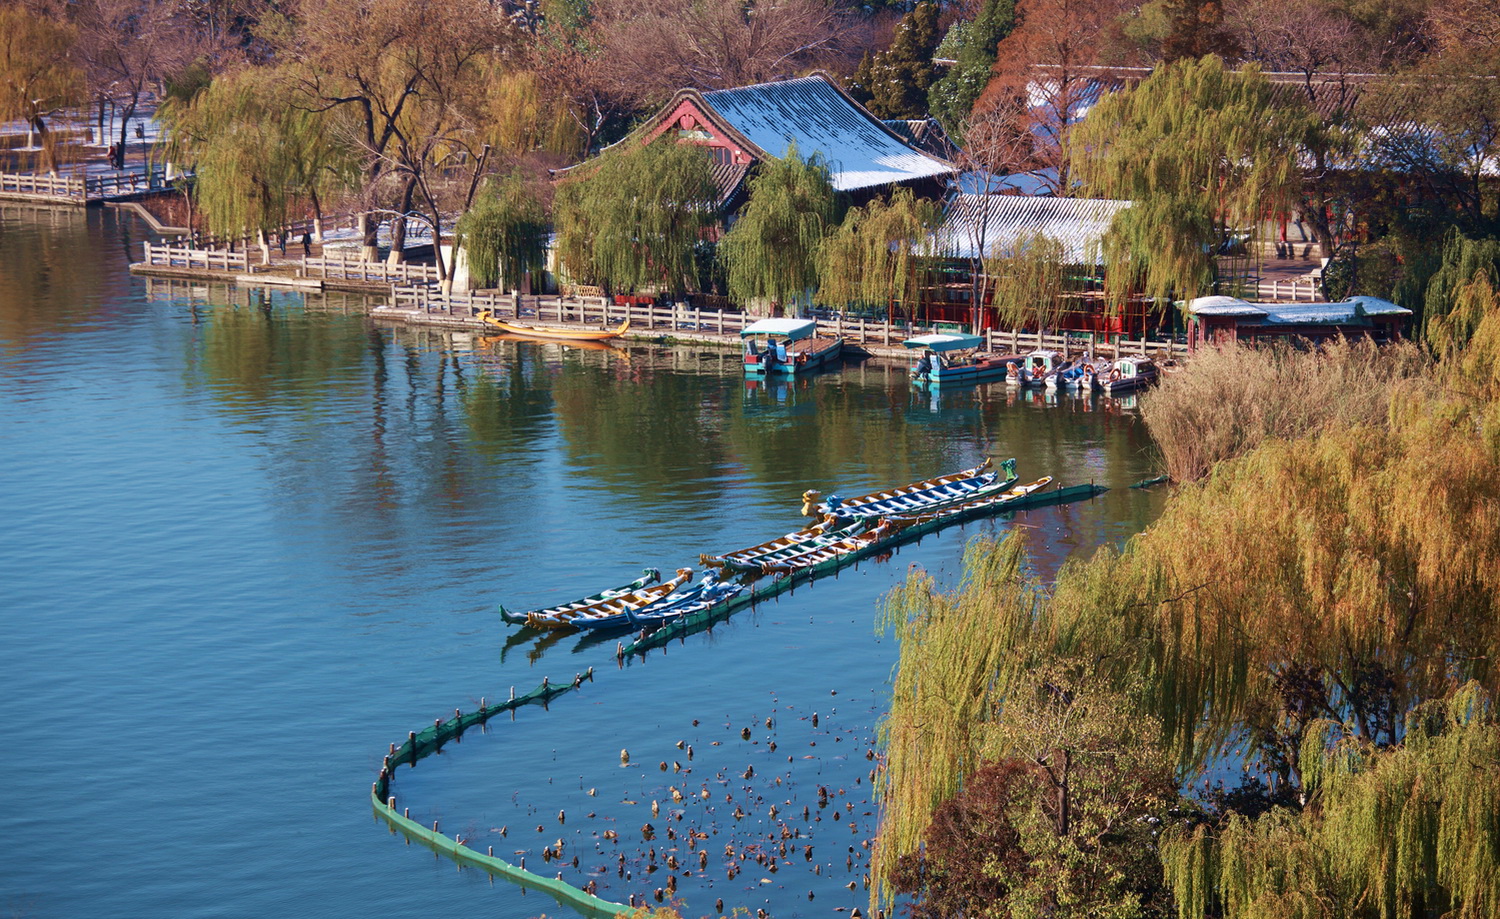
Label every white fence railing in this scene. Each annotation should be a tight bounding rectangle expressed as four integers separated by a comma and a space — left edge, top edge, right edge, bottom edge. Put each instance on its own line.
0, 172, 87, 200
302, 253, 441, 284
388, 286, 1190, 359
139, 242, 252, 273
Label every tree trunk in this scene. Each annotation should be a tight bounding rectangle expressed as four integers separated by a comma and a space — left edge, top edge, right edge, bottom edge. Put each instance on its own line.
310, 188, 324, 243
115, 96, 140, 170
30, 115, 58, 176
387, 176, 416, 267
358, 212, 377, 262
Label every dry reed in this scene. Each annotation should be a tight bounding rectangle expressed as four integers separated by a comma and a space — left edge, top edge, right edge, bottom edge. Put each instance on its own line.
1140, 338, 1428, 482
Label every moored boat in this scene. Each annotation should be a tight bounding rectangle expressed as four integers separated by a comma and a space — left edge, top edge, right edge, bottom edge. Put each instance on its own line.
904, 333, 1014, 387
1008, 349, 1064, 388
884, 476, 1055, 526
756, 517, 906, 576
524, 567, 693, 630
804, 457, 1018, 519
701, 516, 871, 572
477, 310, 630, 342
741, 318, 843, 376
624, 573, 750, 627
499, 568, 661, 625
1097, 355, 1159, 393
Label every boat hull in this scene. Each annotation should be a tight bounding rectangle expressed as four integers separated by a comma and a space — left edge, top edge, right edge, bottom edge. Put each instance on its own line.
743, 337, 843, 376
478, 310, 629, 342
911, 358, 1012, 387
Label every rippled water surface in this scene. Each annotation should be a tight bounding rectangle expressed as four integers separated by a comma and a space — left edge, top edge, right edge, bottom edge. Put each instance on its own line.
0, 206, 1165, 918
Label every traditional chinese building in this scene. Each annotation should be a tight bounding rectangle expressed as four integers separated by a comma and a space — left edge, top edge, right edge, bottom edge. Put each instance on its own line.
1186, 295, 1412, 350
586, 72, 959, 211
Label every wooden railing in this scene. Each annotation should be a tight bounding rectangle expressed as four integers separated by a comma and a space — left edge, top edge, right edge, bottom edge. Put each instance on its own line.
388, 285, 1190, 359
302, 253, 441, 284
168, 213, 364, 252
1262, 277, 1322, 302
139, 241, 252, 273
84, 168, 170, 198
0, 172, 87, 200
390, 288, 753, 334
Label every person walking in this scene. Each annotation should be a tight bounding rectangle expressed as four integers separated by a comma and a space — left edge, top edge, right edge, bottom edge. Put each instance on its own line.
301, 231, 311, 257
277, 230, 287, 256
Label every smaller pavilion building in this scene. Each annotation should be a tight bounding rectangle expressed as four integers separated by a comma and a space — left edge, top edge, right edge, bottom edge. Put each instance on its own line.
1186, 295, 1412, 351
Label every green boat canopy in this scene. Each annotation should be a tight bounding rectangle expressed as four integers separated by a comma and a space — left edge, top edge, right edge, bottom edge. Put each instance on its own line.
903, 333, 986, 352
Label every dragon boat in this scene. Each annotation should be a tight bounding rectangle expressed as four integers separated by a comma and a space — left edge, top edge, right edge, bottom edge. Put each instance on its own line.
701, 516, 873, 573
624, 573, 750, 628
499, 568, 661, 625
521, 568, 693, 631
884, 477, 1056, 526
756, 517, 906, 576
801, 457, 1018, 519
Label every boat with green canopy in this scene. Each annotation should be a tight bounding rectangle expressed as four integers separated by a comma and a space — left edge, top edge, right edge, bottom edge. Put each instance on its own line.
741, 318, 843, 376
904, 333, 1015, 386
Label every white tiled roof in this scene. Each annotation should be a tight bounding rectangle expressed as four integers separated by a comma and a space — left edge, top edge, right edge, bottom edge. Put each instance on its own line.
930, 194, 1130, 262
700, 76, 956, 192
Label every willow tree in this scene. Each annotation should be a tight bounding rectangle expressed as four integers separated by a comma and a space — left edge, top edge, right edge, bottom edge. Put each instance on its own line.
0, 7, 83, 176
553, 138, 715, 297
818, 187, 941, 321
718, 146, 839, 312
989, 231, 1071, 331
160, 66, 356, 261
1069, 55, 1309, 305
872, 296, 1500, 916
454, 173, 547, 291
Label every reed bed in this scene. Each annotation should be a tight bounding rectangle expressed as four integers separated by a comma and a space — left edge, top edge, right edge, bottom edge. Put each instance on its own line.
1140, 338, 1428, 482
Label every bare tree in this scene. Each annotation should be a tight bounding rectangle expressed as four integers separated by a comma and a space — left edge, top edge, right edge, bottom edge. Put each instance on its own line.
972, 0, 1136, 194
285, 0, 513, 263
589, 0, 846, 109
71, 0, 200, 169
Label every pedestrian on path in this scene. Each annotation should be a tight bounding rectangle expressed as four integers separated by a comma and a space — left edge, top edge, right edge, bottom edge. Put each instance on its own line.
277, 231, 287, 256
301, 231, 311, 257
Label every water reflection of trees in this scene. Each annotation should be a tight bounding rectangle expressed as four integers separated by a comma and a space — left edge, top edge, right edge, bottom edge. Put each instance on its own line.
0, 206, 127, 351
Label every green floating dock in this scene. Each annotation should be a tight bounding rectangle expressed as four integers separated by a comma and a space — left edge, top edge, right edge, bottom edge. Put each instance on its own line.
371, 673, 629, 919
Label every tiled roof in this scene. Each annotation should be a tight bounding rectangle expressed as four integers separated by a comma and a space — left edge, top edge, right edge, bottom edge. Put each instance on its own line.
699, 76, 956, 192
1187, 295, 1412, 323
931, 194, 1130, 262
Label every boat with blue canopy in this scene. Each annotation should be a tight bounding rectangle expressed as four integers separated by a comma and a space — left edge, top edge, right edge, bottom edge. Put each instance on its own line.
904, 333, 1015, 387
741, 318, 843, 376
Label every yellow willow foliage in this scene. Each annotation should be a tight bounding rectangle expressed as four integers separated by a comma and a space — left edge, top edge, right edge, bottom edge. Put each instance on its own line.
872, 531, 1042, 908
990, 231, 1068, 331
1163, 684, 1500, 919
719, 144, 839, 309
1069, 56, 1308, 305
817, 187, 940, 314
482, 68, 584, 159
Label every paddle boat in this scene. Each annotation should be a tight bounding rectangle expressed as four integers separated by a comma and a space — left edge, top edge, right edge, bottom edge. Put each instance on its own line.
1005, 349, 1060, 387
1090, 355, 1160, 393
477, 310, 629, 342
741, 318, 843, 376
1044, 361, 1090, 391
904, 333, 1013, 387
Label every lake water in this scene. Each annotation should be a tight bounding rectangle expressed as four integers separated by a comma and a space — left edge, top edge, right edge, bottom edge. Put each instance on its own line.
0, 206, 1164, 919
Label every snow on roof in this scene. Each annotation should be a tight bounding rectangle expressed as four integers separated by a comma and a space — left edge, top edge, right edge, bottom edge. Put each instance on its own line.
1188, 296, 1413, 324
741, 318, 817, 339
1187, 296, 1265, 317
931, 194, 1130, 262
700, 76, 956, 192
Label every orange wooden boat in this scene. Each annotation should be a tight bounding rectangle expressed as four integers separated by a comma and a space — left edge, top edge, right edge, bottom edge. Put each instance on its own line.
477, 310, 629, 342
